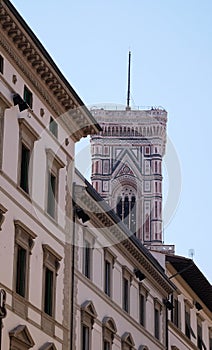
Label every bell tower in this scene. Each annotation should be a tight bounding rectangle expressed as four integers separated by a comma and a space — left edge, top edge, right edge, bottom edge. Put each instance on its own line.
90, 53, 168, 248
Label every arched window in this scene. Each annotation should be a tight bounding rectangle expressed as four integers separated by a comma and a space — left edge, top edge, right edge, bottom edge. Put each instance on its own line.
116, 191, 137, 234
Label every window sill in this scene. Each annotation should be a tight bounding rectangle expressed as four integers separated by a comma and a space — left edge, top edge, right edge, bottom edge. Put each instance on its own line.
41, 312, 55, 336
12, 292, 28, 319
17, 185, 32, 201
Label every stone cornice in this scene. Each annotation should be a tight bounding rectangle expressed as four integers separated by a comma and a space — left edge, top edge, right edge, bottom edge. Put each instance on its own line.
74, 184, 174, 295
0, 0, 101, 141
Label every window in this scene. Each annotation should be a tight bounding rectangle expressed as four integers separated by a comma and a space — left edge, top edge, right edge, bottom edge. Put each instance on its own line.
23, 85, 33, 109
103, 341, 110, 350
16, 245, 26, 297
123, 278, 129, 312
46, 149, 65, 219
81, 301, 97, 350
102, 317, 117, 350
82, 325, 90, 350
20, 143, 30, 193
184, 302, 195, 340
49, 116, 58, 138
154, 308, 160, 339
14, 221, 36, 299
154, 299, 162, 340
104, 248, 116, 297
0, 55, 4, 74
18, 118, 39, 195
116, 193, 136, 233
42, 244, 61, 318
13, 221, 36, 318
83, 239, 91, 279
44, 268, 54, 316
122, 267, 132, 313
121, 332, 135, 350
197, 317, 206, 350
139, 293, 145, 326
47, 171, 56, 217
105, 261, 111, 296
139, 284, 149, 327
171, 295, 181, 328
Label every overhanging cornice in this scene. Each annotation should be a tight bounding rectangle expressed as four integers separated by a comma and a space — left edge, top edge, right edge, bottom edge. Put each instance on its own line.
0, 0, 101, 141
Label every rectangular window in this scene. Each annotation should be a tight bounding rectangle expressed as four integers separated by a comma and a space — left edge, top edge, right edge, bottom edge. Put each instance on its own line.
83, 239, 91, 279
0, 55, 4, 74
49, 116, 58, 138
171, 296, 180, 328
123, 278, 129, 312
47, 171, 56, 218
104, 260, 111, 296
185, 307, 191, 339
16, 245, 26, 297
154, 307, 160, 339
184, 304, 196, 340
13, 220, 36, 310
42, 244, 61, 319
20, 143, 30, 193
139, 293, 145, 326
82, 325, 90, 350
44, 267, 53, 316
103, 341, 110, 350
23, 85, 33, 109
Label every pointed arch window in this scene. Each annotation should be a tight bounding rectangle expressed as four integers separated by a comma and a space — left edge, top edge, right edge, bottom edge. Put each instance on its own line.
116, 193, 136, 234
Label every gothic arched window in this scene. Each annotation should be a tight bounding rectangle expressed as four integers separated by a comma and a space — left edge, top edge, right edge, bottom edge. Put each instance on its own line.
116, 191, 137, 234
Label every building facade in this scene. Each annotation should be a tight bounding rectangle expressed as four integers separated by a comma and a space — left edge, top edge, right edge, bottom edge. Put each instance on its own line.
90, 107, 167, 247
0, 0, 100, 348
73, 169, 176, 350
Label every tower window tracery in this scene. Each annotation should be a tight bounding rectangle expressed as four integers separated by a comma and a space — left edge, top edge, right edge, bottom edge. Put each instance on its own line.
116, 188, 136, 234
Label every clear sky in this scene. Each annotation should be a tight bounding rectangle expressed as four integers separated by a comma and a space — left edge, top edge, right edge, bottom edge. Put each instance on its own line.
11, 0, 212, 282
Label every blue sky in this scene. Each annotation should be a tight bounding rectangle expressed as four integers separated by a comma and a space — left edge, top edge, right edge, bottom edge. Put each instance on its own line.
11, 0, 212, 282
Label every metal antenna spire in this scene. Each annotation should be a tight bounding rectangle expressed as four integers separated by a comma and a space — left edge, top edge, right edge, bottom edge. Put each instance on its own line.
126, 50, 131, 110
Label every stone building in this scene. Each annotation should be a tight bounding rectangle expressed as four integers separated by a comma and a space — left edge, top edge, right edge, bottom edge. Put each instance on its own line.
90, 107, 167, 248
0, 0, 100, 348
73, 169, 176, 350
0, 1, 211, 350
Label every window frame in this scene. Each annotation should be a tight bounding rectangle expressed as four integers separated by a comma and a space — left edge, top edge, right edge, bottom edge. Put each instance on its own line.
102, 317, 117, 350
122, 266, 133, 313
104, 248, 117, 297
46, 149, 65, 220
18, 118, 39, 196
82, 229, 94, 280
23, 85, 33, 109
184, 300, 195, 340
13, 220, 36, 317
42, 244, 62, 319
81, 301, 97, 350
49, 116, 58, 138
139, 284, 149, 327
154, 298, 162, 341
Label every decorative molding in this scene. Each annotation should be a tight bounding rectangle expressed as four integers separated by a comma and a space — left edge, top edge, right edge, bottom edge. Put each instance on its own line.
0, 2, 100, 140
